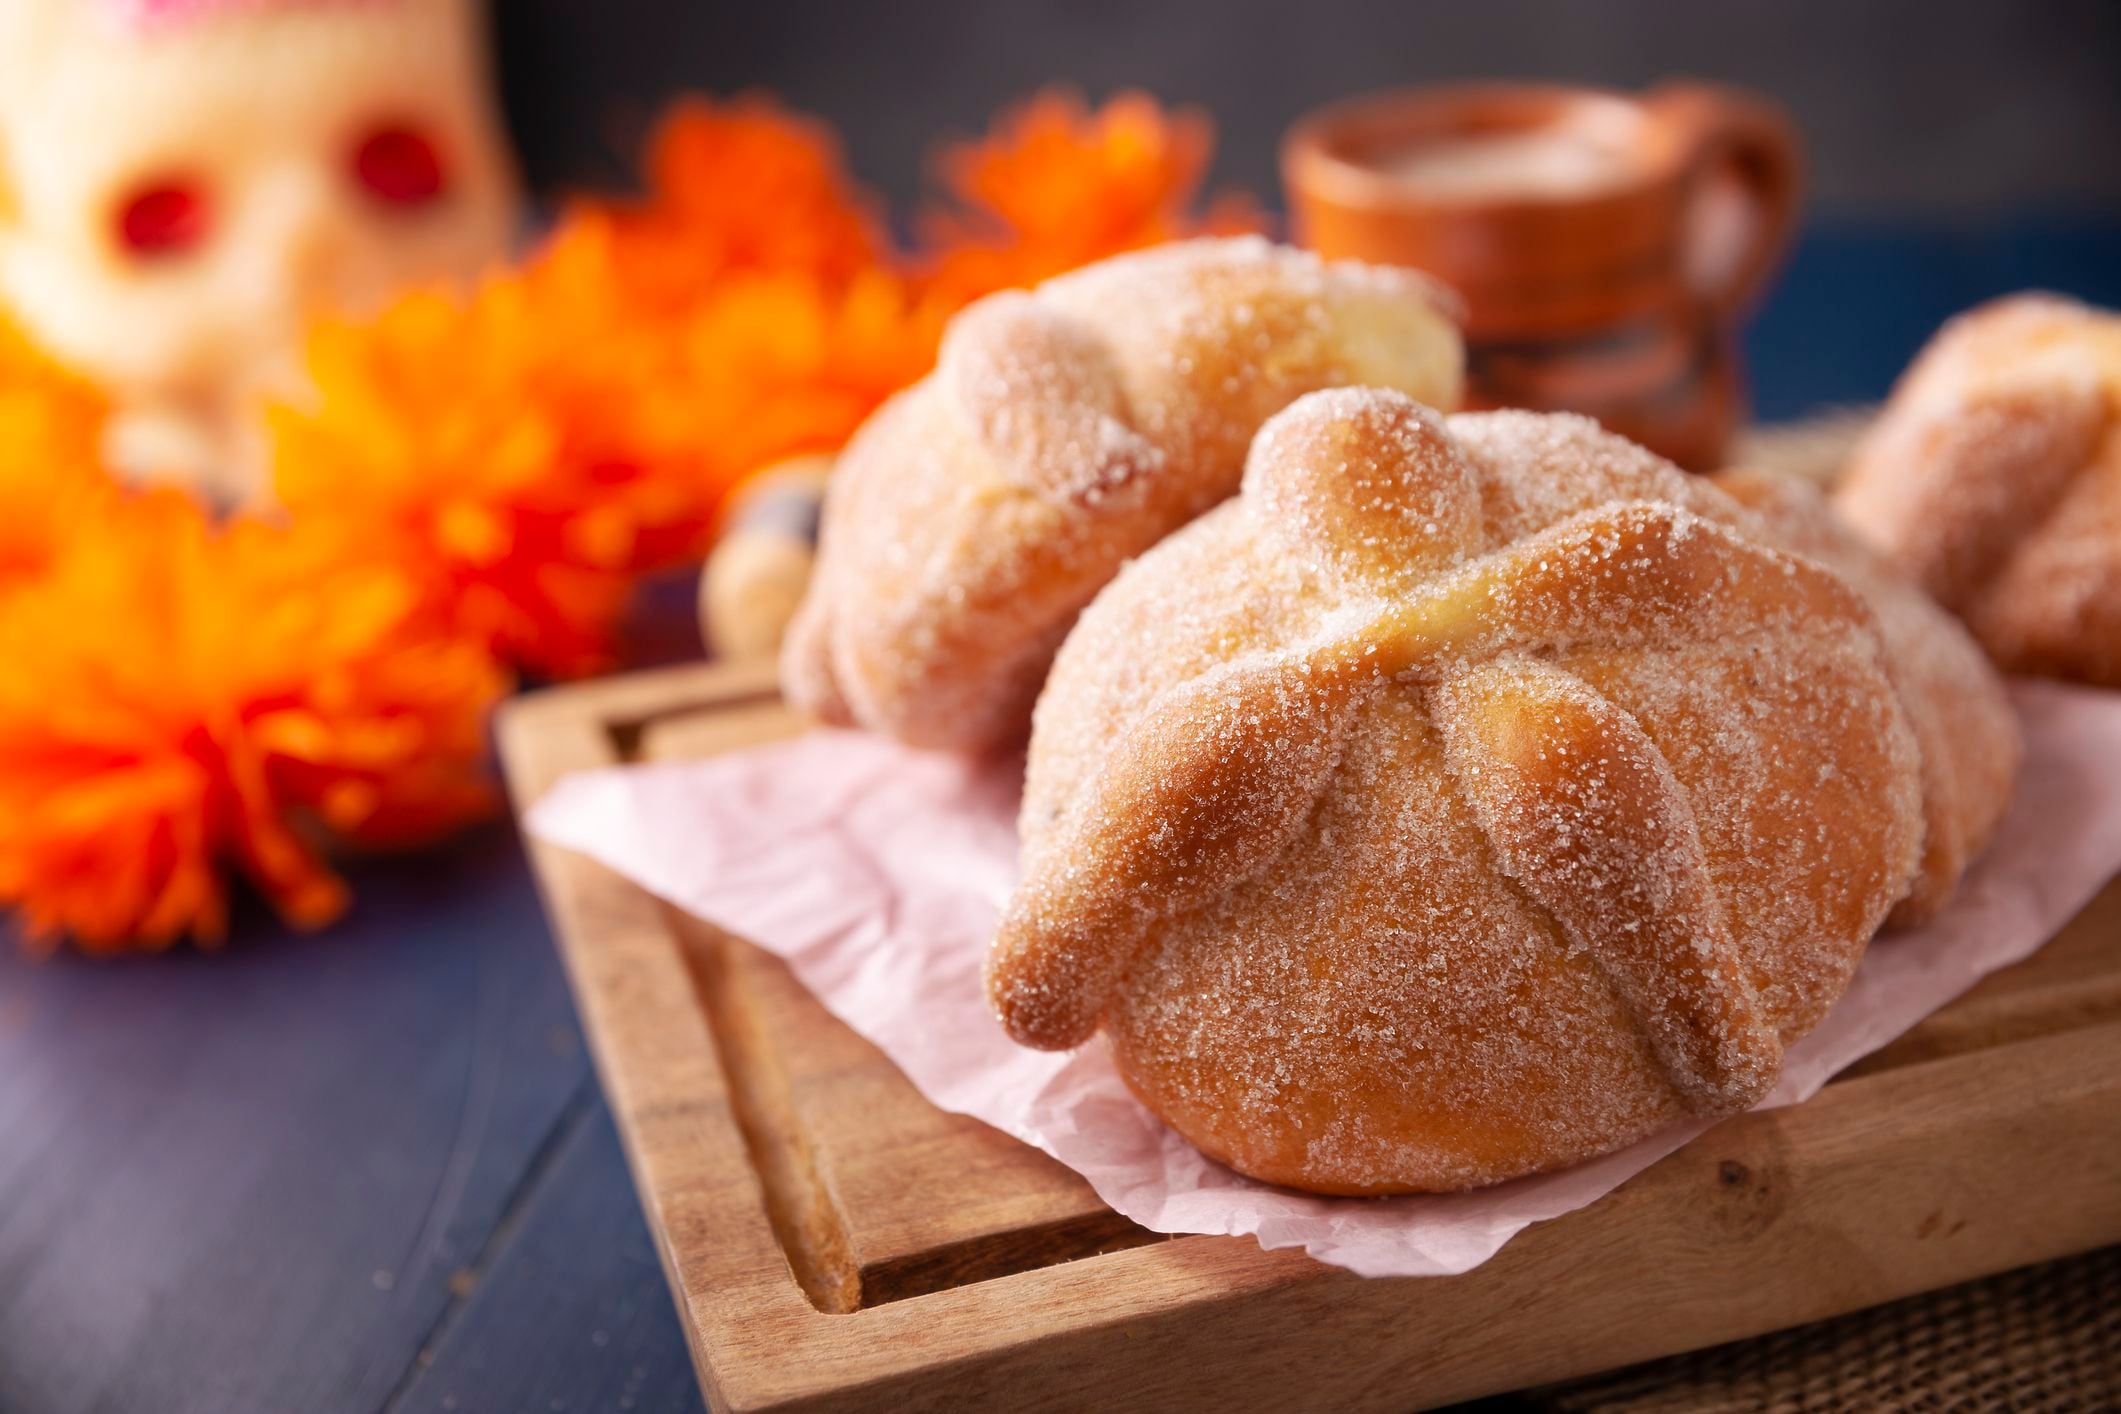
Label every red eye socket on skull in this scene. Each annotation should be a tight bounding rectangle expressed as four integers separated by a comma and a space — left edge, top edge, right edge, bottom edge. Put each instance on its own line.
354, 126, 448, 207
115, 180, 210, 258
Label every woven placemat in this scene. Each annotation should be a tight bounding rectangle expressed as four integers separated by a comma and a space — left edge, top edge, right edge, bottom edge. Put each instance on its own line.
1540, 1245, 2121, 1413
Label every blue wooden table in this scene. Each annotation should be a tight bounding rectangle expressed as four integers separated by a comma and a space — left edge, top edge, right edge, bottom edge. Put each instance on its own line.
3, 220, 2117, 1414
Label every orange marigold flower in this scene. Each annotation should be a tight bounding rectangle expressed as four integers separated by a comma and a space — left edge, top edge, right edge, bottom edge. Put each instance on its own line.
272, 267, 715, 679
920, 89, 1266, 305
668, 267, 949, 493
269, 98, 939, 676
0, 320, 114, 585
0, 87, 1280, 952
266, 90, 1262, 681
0, 492, 503, 953
592, 94, 885, 313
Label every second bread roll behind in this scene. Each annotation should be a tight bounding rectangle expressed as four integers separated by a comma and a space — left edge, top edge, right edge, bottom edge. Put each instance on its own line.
782, 236, 1464, 752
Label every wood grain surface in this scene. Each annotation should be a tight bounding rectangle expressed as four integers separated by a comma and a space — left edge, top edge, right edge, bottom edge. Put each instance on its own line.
501, 655, 2121, 1413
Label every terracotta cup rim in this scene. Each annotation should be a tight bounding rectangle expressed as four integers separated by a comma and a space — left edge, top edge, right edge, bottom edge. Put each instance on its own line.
1282, 81, 1695, 216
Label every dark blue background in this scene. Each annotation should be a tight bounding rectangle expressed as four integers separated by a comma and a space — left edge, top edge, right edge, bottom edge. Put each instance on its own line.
492, 1, 2121, 222
4, 219, 2119, 1414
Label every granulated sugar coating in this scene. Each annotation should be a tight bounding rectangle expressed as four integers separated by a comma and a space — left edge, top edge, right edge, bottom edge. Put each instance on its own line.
991, 391, 2018, 1196
780, 236, 1464, 752
1837, 293, 2121, 684
1715, 467, 2020, 924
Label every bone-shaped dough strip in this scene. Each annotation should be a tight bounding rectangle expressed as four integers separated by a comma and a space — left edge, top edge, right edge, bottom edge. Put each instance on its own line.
1320, 500, 1872, 680
1434, 656, 1781, 1113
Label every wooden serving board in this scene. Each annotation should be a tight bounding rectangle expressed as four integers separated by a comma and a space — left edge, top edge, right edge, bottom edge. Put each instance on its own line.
500, 657, 2121, 1413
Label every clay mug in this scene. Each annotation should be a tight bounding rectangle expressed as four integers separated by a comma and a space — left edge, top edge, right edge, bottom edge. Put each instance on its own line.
1283, 82, 1802, 469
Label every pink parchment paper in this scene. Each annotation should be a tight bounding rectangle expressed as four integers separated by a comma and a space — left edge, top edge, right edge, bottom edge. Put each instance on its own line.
527, 680, 2121, 1278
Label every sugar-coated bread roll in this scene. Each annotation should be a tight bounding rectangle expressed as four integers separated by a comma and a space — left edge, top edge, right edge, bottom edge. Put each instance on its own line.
988, 391, 1971, 1195
1836, 294, 2121, 683
781, 236, 1464, 752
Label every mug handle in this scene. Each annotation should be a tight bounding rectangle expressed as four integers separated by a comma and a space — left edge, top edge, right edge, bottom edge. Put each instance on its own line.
1648, 82, 1803, 319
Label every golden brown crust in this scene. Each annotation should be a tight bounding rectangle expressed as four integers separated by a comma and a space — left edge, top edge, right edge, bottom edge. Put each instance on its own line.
1835, 293, 2121, 683
1433, 657, 1781, 1113
781, 236, 1464, 751
1714, 467, 2020, 925
992, 392, 1934, 1194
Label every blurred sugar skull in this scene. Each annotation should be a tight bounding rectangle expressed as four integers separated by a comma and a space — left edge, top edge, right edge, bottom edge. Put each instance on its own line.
0, 0, 520, 498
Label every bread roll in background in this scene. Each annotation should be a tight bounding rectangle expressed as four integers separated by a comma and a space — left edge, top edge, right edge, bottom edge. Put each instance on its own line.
781, 236, 1465, 753
1836, 294, 2121, 684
